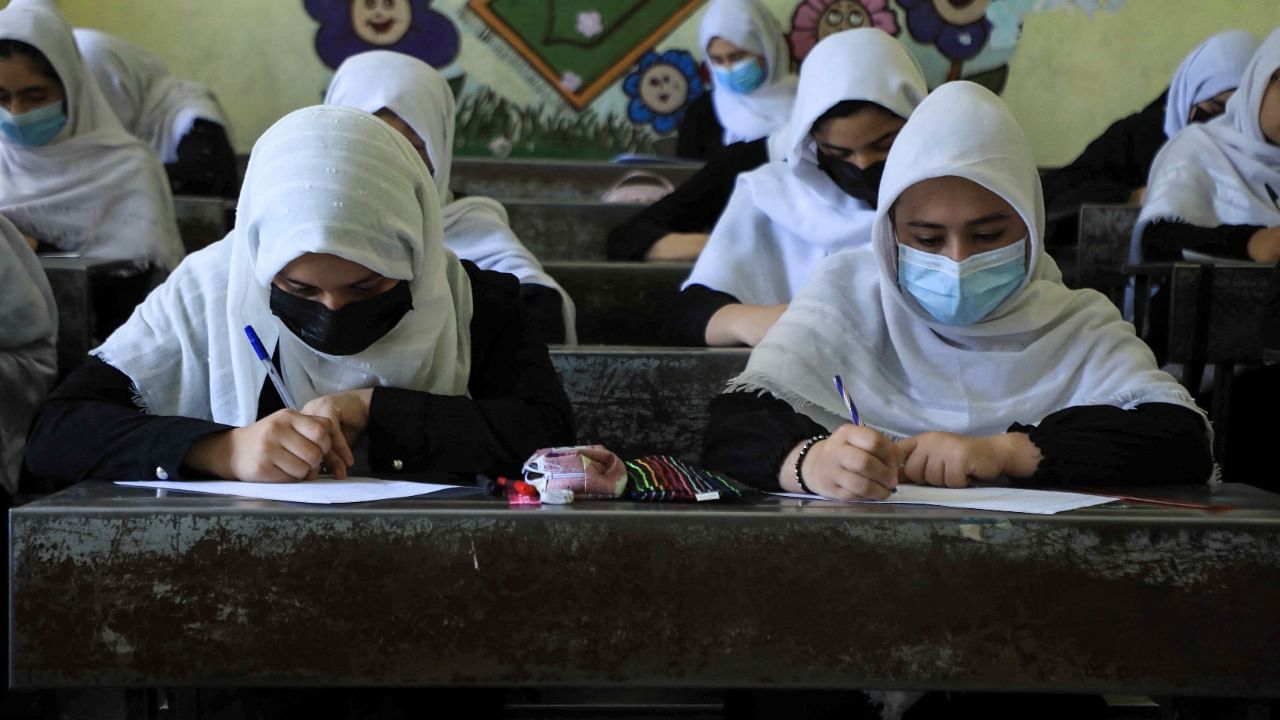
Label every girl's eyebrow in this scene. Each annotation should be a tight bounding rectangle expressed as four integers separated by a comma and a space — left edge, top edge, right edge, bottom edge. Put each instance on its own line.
349, 271, 384, 287
966, 212, 1012, 228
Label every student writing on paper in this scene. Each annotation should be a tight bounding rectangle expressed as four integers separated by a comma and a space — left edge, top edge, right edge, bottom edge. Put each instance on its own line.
0, 2, 183, 335
703, 82, 1213, 500
25, 106, 574, 485
0, 214, 56, 502
74, 28, 238, 197
324, 50, 576, 344
1041, 29, 1258, 235
1134, 28, 1280, 264
676, 0, 796, 161
671, 29, 927, 347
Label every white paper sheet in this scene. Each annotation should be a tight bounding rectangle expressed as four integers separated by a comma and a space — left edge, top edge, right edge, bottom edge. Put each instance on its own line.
116, 477, 463, 504
770, 485, 1115, 515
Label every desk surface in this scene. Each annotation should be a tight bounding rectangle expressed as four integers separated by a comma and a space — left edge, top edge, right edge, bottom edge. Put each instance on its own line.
12, 482, 1280, 695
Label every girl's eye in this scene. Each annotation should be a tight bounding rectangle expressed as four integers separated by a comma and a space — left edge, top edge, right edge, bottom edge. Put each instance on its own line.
973, 232, 1004, 243
912, 236, 943, 248
287, 284, 319, 297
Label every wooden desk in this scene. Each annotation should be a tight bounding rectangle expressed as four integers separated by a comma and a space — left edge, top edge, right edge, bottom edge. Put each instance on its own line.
11, 482, 1280, 697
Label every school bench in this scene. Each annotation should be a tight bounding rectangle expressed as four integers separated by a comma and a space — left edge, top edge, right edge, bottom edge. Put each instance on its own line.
1074, 204, 1141, 309
549, 347, 750, 460
37, 256, 136, 378
452, 156, 700, 202
172, 195, 235, 254
545, 261, 691, 345
1160, 261, 1274, 461
10, 481, 1280, 717
503, 199, 638, 261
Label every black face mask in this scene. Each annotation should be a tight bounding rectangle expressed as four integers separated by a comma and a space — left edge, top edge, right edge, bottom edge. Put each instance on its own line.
269, 281, 413, 356
1188, 106, 1221, 125
817, 151, 885, 208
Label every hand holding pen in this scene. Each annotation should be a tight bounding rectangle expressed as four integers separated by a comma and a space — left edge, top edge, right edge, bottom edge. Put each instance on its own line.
184, 326, 356, 483
783, 375, 898, 500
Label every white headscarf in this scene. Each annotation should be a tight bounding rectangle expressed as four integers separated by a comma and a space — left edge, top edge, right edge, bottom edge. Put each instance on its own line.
1164, 29, 1259, 139
698, 0, 798, 146
1135, 28, 1280, 260
94, 106, 473, 426
0, 213, 57, 495
0, 3, 182, 270
73, 28, 232, 164
731, 82, 1204, 442
684, 29, 926, 304
324, 50, 576, 343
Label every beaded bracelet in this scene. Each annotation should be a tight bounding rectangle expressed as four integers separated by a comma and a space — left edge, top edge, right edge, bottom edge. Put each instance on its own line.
794, 434, 828, 495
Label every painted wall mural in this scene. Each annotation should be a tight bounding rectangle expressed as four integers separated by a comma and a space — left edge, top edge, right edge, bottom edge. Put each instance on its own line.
303, 0, 1124, 159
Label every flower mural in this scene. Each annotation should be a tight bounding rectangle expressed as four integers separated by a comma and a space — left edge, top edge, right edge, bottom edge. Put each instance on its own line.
788, 0, 899, 64
897, 0, 992, 80
304, 0, 460, 70
623, 49, 704, 134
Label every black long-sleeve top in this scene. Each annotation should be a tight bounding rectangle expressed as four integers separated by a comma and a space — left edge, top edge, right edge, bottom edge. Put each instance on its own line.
669, 284, 740, 346
702, 390, 1213, 490
1041, 91, 1168, 215
607, 138, 769, 260
676, 94, 725, 161
25, 262, 575, 485
166, 119, 240, 198
1141, 219, 1264, 262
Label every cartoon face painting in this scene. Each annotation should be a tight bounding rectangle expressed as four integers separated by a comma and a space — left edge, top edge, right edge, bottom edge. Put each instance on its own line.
638, 62, 689, 115
351, 0, 413, 46
305, 0, 460, 70
931, 0, 991, 26
817, 0, 870, 41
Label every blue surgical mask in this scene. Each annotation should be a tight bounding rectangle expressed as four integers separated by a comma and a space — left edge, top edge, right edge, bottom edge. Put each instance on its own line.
711, 57, 766, 95
897, 238, 1028, 325
0, 101, 67, 147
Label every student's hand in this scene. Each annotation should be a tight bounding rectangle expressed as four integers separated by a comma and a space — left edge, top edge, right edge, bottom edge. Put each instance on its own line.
1247, 227, 1280, 263
1126, 186, 1147, 207
300, 388, 373, 449
23, 234, 37, 252
897, 432, 1041, 488
186, 409, 355, 483
778, 424, 901, 500
645, 233, 710, 261
705, 303, 788, 347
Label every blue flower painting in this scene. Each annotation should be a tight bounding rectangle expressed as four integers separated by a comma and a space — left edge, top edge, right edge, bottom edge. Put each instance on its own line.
623, 49, 704, 134
898, 0, 992, 80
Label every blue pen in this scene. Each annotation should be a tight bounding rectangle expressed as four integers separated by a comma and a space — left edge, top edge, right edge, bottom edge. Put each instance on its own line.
244, 325, 299, 411
832, 374, 860, 426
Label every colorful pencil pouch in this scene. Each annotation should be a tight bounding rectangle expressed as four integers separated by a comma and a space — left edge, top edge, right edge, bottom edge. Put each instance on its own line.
624, 455, 744, 502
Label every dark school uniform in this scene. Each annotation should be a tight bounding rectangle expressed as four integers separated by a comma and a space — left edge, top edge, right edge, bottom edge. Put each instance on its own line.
607, 138, 769, 261
703, 391, 1213, 490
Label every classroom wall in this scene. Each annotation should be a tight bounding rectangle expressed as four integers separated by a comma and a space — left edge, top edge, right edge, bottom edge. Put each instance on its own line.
18, 0, 1280, 166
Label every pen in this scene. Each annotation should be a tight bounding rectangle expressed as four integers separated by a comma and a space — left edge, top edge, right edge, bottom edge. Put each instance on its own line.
832, 374, 860, 426
244, 324, 299, 411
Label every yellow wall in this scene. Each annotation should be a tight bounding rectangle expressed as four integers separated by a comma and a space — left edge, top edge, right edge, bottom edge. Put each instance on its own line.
21, 0, 1280, 165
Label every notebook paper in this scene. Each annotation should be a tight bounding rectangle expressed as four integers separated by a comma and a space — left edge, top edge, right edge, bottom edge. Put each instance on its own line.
117, 477, 462, 504
771, 485, 1115, 515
